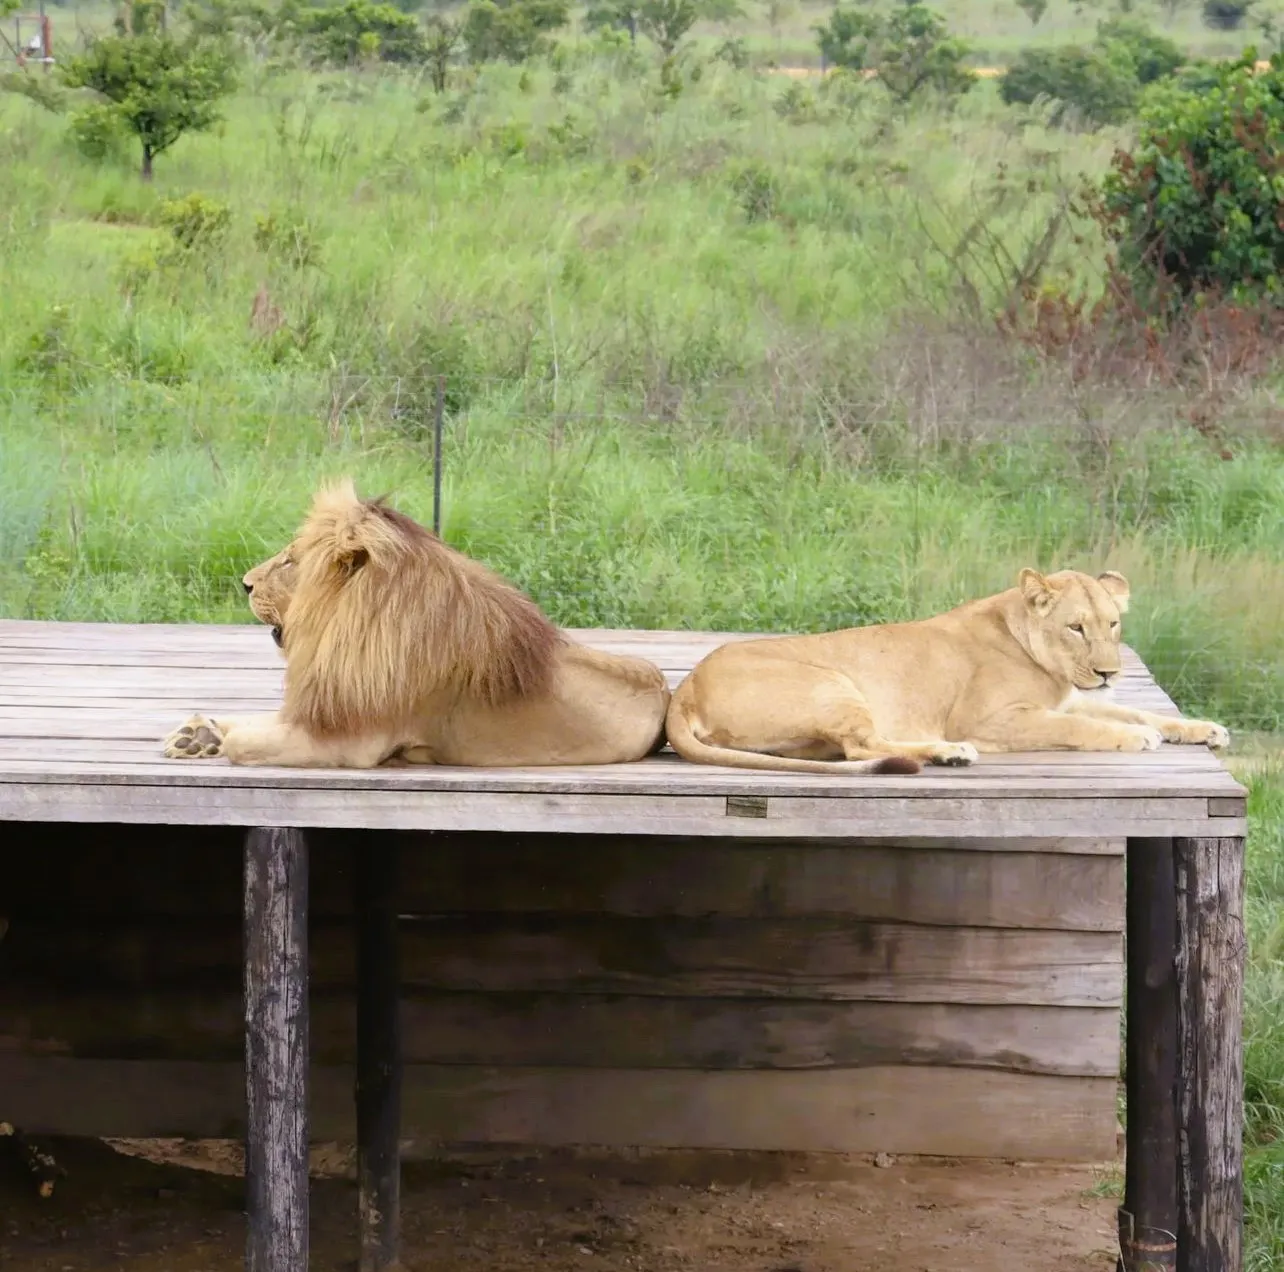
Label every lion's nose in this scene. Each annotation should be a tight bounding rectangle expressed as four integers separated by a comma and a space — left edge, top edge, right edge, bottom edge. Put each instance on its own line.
243, 581, 253, 595
1095, 669, 1116, 683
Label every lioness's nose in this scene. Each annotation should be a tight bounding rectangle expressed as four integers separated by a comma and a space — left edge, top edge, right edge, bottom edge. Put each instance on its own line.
243, 580, 253, 595
1095, 669, 1116, 682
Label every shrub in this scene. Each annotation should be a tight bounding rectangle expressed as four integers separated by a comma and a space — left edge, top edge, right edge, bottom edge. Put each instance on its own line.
461, 0, 568, 64
1001, 16, 1183, 128
814, 3, 974, 103
158, 193, 232, 251
1098, 52, 1284, 303
1000, 44, 1140, 125
1096, 15, 1184, 84
298, 0, 429, 66
1202, 0, 1251, 29
66, 102, 132, 162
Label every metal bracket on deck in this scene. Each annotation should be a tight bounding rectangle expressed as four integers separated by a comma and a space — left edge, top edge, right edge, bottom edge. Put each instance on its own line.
725, 795, 768, 819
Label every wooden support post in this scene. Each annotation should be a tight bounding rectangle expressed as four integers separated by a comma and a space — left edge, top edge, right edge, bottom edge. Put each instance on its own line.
244, 828, 310, 1272
356, 836, 403, 1272
1174, 836, 1245, 1272
1119, 838, 1178, 1272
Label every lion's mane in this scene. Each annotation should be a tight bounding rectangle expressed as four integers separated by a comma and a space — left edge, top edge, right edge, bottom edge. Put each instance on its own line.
280, 480, 564, 737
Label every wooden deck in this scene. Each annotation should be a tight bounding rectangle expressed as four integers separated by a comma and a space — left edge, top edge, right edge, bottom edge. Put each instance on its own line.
0, 619, 1248, 837
0, 618, 1249, 1271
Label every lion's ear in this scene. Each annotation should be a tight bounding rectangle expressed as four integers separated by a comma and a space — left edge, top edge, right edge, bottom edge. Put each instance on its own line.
1018, 568, 1058, 615
1097, 570, 1130, 613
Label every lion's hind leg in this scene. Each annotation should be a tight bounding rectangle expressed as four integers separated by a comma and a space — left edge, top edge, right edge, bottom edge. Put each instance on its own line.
725, 663, 977, 769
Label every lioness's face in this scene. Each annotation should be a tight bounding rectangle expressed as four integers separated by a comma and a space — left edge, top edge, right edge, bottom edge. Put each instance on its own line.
1020, 568, 1130, 691
242, 546, 298, 648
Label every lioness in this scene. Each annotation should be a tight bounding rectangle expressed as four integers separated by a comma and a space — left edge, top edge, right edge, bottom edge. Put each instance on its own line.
665, 568, 1230, 773
163, 481, 671, 768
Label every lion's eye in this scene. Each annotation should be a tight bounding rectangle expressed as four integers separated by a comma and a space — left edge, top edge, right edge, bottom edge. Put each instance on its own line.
1069, 623, 1085, 635
1110, 620, 1120, 630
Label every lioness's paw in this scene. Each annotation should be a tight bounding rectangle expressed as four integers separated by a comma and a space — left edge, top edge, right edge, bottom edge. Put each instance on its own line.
164, 714, 225, 759
927, 742, 979, 767
1168, 719, 1231, 750
1121, 725, 1163, 753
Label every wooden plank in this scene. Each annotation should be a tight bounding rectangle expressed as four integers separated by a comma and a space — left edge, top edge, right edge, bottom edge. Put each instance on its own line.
0, 782, 1245, 837
243, 828, 310, 1272
3, 835, 1126, 925
1, 915, 1122, 1006
1175, 837, 1245, 1272
1, 833, 1127, 923
0, 1055, 1119, 1160
355, 837, 402, 1272
1119, 838, 1178, 1272
0, 989, 1121, 1076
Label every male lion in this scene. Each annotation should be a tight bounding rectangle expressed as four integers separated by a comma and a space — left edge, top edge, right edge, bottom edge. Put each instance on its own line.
163, 481, 670, 768
665, 568, 1230, 774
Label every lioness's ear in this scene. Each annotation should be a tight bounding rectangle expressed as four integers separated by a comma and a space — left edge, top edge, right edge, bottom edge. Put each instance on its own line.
1018, 568, 1057, 615
1097, 570, 1130, 613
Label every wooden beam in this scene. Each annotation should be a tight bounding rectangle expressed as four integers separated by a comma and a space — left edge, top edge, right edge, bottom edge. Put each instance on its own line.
1174, 836, 1245, 1272
1118, 839, 1177, 1272
355, 836, 402, 1272
243, 828, 310, 1272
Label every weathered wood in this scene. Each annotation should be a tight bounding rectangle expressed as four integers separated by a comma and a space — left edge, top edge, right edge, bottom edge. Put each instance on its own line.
0, 1055, 1119, 1160
0, 783, 1246, 839
1, 914, 1124, 1006
1119, 839, 1178, 1272
1174, 836, 1245, 1272
0, 989, 1120, 1075
243, 827, 309, 1272
3, 831, 1126, 923
355, 837, 402, 1272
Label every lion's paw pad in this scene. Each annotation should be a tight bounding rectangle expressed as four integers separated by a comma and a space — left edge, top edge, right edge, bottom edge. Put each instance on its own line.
164, 716, 225, 759
930, 742, 979, 767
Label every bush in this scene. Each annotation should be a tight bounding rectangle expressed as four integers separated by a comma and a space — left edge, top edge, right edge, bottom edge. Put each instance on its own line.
158, 192, 232, 251
814, 3, 974, 103
1099, 52, 1284, 302
1202, 0, 1251, 29
67, 102, 132, 161
461, 0, 568, 64
1000, 44, 1140, 125
1001, 16, 1183, 128
1096, 15, 1184, 84
299, 0, 429, 66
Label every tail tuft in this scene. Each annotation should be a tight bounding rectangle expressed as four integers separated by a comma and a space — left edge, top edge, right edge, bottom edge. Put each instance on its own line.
873, 755, 922, 776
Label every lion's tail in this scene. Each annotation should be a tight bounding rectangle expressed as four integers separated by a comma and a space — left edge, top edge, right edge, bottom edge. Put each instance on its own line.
664, 696, 921, 776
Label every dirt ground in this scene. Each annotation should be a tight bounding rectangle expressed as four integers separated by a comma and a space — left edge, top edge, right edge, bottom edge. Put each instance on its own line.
0, 1137, 1120, 1272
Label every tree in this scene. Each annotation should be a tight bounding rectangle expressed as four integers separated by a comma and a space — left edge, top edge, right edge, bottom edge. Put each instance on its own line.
423, 14, 458, 90
59, 30, 237, 180
815, 3, 975, 103
638, 0, 698, 55
298, 0, 432, 65
1016, 0, 1049, 25
461, 0, 568, 63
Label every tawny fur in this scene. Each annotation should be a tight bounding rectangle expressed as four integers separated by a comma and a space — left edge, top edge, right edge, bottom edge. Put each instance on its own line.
282, 484, 563, 737
666, 568, 1231, 773
162, 480, 670, 770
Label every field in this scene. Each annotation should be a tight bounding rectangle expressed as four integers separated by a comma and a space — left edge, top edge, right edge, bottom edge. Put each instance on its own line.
2, 0, 1284, 1265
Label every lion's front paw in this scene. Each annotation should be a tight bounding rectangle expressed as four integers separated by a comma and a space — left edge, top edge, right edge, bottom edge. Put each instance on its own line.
927, 741, 979, 767
164, 714, 226, 759
1164, 719, 1231, 750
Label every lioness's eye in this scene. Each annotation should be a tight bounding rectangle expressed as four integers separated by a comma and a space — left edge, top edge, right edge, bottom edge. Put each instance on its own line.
1069, 623, 1085, 635
1110, 620, 1120, 630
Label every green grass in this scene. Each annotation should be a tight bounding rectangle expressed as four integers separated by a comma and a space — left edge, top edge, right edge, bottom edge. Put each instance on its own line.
3, 17, 1284, 1264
